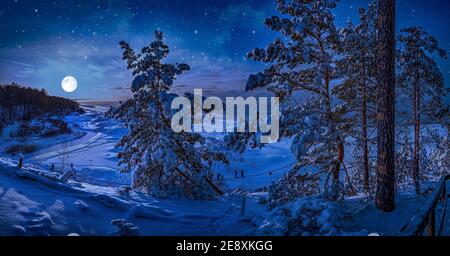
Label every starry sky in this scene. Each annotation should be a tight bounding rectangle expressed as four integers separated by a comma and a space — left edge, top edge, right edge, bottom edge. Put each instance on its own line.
0, 0, 449, 101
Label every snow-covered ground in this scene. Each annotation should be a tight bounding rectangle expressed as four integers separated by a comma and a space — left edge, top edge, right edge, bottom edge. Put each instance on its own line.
23, 105, 296, 191
0, 105, 448, 236
0, 155, 270, 235
0, 105, 292, 235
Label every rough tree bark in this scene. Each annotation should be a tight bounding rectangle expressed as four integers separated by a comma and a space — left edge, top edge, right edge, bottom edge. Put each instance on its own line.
375, 0, 396, 212
412, 59, 421, 194
333, 141, 344, 181
361, 62, 370, 194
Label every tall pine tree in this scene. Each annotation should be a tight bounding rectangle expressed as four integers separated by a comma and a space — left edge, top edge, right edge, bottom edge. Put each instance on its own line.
109, 31, 227, 199
397, 26, 447, 194
334, 3, 378, 194
375, 0, 396, 212
244, 0, 350, 205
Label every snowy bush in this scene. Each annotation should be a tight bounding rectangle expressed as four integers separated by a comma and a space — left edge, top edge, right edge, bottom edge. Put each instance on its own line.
268, 169, 321, 208
395, 125, 449, 191
422, 129, 449, 179
253, 196, 345, 236
111, 219, 139, 236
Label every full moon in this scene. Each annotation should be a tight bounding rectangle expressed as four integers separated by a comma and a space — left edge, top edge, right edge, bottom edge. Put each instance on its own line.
61, 76, 78, 93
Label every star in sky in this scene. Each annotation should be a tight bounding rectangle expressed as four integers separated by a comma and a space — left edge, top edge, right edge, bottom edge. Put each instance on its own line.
0, 0, 449, 101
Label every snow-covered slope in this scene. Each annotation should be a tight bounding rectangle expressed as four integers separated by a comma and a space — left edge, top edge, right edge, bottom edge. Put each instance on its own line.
0, 105, 279, 235
1, 105, 447, 236
0, 156, 272, 235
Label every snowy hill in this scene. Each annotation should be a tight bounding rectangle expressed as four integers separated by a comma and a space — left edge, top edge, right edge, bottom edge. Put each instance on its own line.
1, 104, 447, 236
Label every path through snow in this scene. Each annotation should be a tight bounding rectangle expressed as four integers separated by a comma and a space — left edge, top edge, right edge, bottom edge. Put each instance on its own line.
0, 105, 291, 235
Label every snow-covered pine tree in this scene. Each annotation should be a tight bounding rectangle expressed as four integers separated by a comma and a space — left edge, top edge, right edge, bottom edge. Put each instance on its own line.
108, 31, 227, 199
397, 26, 447, 194
395, 125, 413, 188
243, 0, 351, 205
334, 3, 378, 194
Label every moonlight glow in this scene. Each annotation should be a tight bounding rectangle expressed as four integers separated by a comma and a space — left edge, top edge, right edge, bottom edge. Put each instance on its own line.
61, 76, 77, 93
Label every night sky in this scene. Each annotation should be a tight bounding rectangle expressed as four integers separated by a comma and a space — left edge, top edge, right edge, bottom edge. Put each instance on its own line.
0, 0, 449, 100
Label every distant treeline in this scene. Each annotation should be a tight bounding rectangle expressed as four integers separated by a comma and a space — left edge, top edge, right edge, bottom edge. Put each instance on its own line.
0, 83, 83, 122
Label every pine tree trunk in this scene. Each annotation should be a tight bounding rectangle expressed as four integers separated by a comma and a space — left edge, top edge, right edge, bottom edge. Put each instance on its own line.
413, 65, 421, 194
375, 0, 396, 212
325, 72, 341, 183
333, 141, 344, 181
362, 63, 370, 194
324, 71, 333, 118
